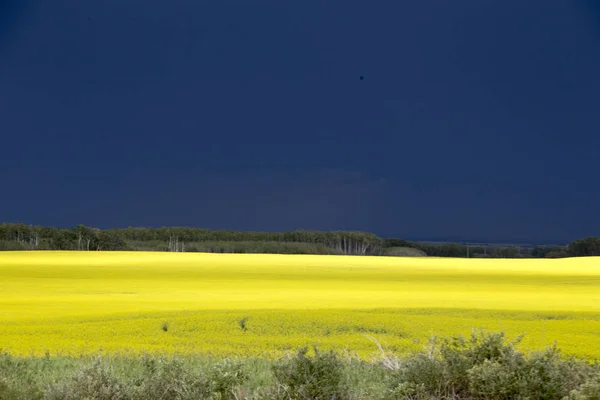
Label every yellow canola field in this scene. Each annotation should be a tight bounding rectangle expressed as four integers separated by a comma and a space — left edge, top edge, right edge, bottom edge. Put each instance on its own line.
1, 251, 599, 359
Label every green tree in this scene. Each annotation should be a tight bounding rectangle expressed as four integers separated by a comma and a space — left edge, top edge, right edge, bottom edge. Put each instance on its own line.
75, 225, 98, 250
97, 230, 126, 251
568, 237, 600, 257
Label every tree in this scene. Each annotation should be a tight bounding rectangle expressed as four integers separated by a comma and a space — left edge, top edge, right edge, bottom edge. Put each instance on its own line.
97, 230, 126, 251
532, 246, 568, 258
382, 238, 417, 249
568, 237, 600, 257
75, 225, 98, 251
28, 225, 42, 248
49, 229, 73, 250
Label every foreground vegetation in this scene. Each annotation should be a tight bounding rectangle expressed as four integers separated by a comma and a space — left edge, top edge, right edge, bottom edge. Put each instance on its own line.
3, 222, 600, 257
2, 252, 600, 360
1, 331, 600, 399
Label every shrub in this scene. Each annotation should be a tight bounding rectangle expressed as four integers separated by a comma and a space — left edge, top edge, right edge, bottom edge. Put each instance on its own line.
386, 382, 430, 400
238, 317, 249, 332
0, 240, 34, 251
44, 356, 129, 400
0, 351, 44, 400
519, 346, 591, 399
272, 347, 348, 400
384, 330, 594, 400
131, 356, 212, 400
467, 341, 591, 399
210, 358, 248, 399
546, 250, 569, 258
566, 373, 600, 400
0, 377, 21, 400
382, 247, 427, 257
385, 331, 520, 398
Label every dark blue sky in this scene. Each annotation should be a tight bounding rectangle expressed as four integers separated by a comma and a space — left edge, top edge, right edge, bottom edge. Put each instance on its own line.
1, 0, 599, 244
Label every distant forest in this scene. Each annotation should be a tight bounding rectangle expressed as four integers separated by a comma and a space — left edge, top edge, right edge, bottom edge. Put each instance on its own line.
0, 223, 599, 258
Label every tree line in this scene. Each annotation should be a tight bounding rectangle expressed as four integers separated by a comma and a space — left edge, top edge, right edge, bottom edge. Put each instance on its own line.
0, 222, 598, 257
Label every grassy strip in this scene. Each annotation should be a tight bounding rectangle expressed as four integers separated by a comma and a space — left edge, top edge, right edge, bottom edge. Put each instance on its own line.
1, 331, 600, 399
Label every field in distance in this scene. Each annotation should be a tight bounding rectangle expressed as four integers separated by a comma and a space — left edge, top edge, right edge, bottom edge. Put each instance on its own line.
1, 251, 599, 359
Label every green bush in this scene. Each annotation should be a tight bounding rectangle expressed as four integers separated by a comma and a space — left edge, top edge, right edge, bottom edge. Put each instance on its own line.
384, 331, 594, 400
382, 247, 427, 257
210, 358, 248, 399
566, 373, 600, 400
41, 355, 248, 400
386, 381, 430, 400
131, 356, 212, 400
467, 340, 591, 399
0, 351, 44, 400
44, 357, 129, 400
0, 376, 21, 400
272, 347, 349, 400
0, 240, 34, 251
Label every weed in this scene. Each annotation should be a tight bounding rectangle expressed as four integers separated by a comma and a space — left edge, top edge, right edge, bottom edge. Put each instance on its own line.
272, 347, 349, 400
238, 317, 249, 332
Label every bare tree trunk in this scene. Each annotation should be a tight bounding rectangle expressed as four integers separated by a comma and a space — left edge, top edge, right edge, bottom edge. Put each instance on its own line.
360, 242, 367, 255
168, 236, 183, 252
30, 234, 40, 248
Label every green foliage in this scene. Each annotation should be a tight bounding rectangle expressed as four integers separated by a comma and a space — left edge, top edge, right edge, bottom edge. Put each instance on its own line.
238, 317, 249, 332
5, 222, 595, 258
0, 332, 599, 399
75, 225, 99, 251
386, 382, 430, 400
546, 250, 570, 258
182, 240, 344, 255
416, 243, 468, 257
567, 373, 600, 400
382, 238, 417, 248
568, 237, 600, 257
97, 230, 126, 251
272, 347, 349, 400
0, 240, 34, 251
41, 355, 249, 400
0, 224, 384, 255
0, 377, 21, 400
210, 359, 248, 399
384, 330, 594, 400
44, 357, 129, 400
532, 246, 569, 258
49, 229, 76, 250
0, 351, 44, 400
131, 356, 212, 400
382, 246, 427, 257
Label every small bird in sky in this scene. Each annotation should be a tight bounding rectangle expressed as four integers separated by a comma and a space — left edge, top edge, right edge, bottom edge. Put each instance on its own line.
360, 76, 364, 80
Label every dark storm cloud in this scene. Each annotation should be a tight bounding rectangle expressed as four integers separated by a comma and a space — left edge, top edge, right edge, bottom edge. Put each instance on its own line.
4, 167, 388, 233
0, 0, 28, 50
579, 0, 600, 35
0, 0, 599, 243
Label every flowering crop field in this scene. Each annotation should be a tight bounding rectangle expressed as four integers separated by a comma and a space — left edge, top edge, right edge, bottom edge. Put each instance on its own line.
1, 251, 599, 359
